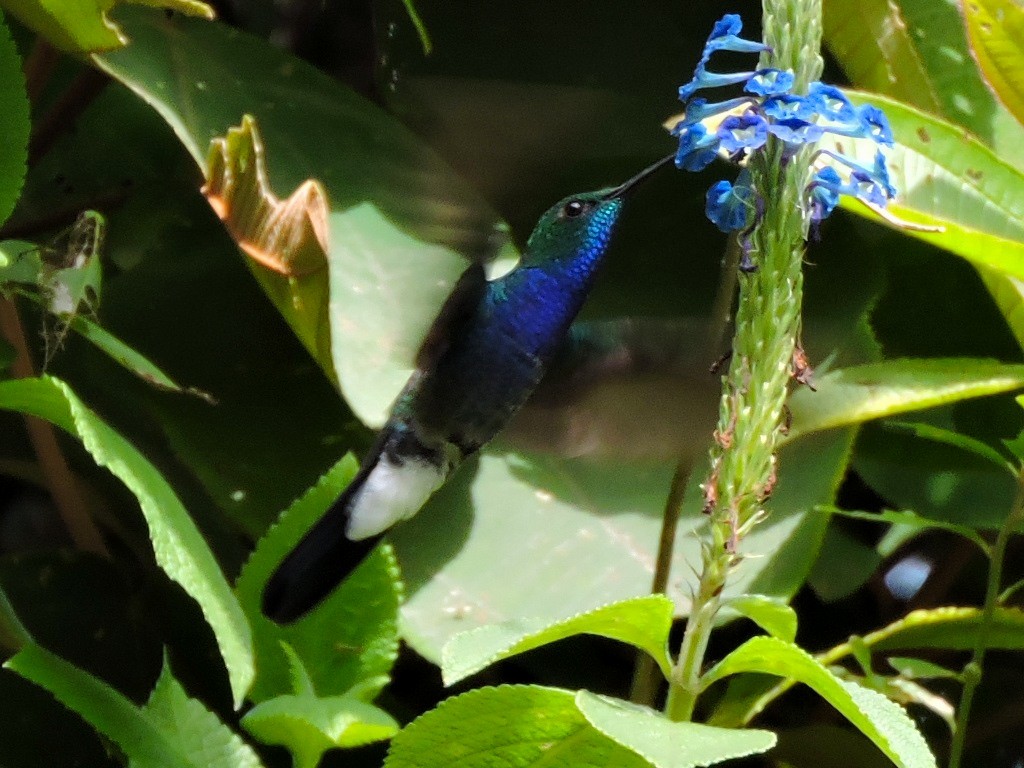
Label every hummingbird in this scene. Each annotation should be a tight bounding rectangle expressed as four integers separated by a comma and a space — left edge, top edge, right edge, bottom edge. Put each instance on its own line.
262, 153, 676, 624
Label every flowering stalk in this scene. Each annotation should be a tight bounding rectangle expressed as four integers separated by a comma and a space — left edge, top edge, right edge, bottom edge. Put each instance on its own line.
665, 0, 829, 721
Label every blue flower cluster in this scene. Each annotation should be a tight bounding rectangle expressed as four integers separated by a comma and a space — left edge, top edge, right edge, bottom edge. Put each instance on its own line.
672, 14, 896, 239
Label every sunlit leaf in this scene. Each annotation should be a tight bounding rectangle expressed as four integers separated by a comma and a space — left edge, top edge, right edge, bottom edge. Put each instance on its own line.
0, 376, 254, 707
6, 643, 263, 768
576, 691, 776, 768
787, 358, 1024, 442
441, 595, 674, 686
963, 0, 1024, 125
703, 637, 936, 768
242, 693, 397, 768
383, 686, 650, 768
722, 595, 797, 643
1, 0, 213, 52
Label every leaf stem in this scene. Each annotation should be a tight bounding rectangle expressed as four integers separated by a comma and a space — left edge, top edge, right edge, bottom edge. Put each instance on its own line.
947, 468, 1024, 768
630, 456, 693, 705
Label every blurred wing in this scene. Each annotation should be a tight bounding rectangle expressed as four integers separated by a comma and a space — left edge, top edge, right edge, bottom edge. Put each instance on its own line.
502, 318, 723, 462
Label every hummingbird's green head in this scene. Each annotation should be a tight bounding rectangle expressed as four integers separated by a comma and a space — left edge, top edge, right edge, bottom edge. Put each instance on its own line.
522, 154, 674, 267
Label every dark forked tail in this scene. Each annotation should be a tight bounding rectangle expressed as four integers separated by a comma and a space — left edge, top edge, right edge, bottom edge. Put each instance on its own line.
262, 422, 451, 624
261, 458, 382, 624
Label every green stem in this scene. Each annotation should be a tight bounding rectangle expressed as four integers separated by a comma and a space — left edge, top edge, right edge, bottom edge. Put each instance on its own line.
947, 469, 1024, 768
663, 0, 823, 722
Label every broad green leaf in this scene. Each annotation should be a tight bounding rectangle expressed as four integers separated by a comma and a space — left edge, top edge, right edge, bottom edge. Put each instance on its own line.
0, 9, 28, 231
823, 0, 942, 114
722, 595, 797, 643
441, 595, 674, 687
824, 0, 1024, 164
398, 428, 847, 660
0, 376, 254, 707
383, 685, 650, 768
786, 358, 1024, 442
1, 0, 213, 52
94, 9, 512, 426
6, 643, 260, 768
139, 657, 263, 768
963, 0, 1024, 125
575, 691, 776, 768
242, 694, 397, 768
234, 455, 402, 703
702, 637, 936, 768
819, 93, 1024, 280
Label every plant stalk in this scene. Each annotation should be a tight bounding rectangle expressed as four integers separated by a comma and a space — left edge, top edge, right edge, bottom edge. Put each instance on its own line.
947, 469, 1024, 768
0, 297, 108, 556
663, 0, 823, 721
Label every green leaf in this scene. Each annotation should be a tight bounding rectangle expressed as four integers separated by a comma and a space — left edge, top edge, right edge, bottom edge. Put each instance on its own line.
67, 314, 210, 397
885, 657, 960, 681
721, 595, 797, 643
963, 0, 1024, 125
6, 643, 263, 768
242, 693, 398, 768
787, 358, 1024, 442
1, 0, 213, 52
94, 8, 512, 425
824, 0, 1024, 165
0, 9, 28, 231
234, 455, 402, 703
882, 421, 1014, 474
808, 523, 883, 603
383, 685, 650, 768
818, 93, 1024, 282
863, 606, 1024, 653
441, 595, 674, 687
140, 656, 263, 768
0, 376, 254, 707
399, 428, 847, 662
575, 691, 776, 768
703, 637, 937, 768
824, 508, 990, 554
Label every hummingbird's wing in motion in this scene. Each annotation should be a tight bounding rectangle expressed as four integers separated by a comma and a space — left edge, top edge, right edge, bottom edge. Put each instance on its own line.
502, 318, 723, 462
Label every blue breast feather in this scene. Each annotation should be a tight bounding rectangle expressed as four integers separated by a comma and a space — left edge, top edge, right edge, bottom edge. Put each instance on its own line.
408, 203, 621, 447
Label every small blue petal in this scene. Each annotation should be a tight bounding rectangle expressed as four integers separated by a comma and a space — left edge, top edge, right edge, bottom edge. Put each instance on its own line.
850, 171, 889, 206
817, 148, 896, 202
871, 150, 898, 197
717, 113, 769, 152
680, 69, 758, 101
744, 68, 795, 96
808, 82, 857, 122
762, 93, 817, 121
807, 167, 842, 222
705, 170, 755, 232
680, 96, 756, 125
857, 104, 895, 147
705, 14, 767, 54
709, 14, 743, 39
767, 118, 824, 145
675, 123, 721, 172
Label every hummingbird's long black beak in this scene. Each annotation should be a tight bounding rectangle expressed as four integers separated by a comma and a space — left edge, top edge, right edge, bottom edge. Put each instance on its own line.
602, 153, 676, 200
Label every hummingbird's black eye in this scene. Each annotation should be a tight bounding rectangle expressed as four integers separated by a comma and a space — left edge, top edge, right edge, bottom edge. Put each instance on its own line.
563, 200, 585, 218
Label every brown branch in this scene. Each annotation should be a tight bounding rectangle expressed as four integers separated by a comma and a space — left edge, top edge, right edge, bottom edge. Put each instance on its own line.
29, 66, 109, 167
0, 297, 108, 556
